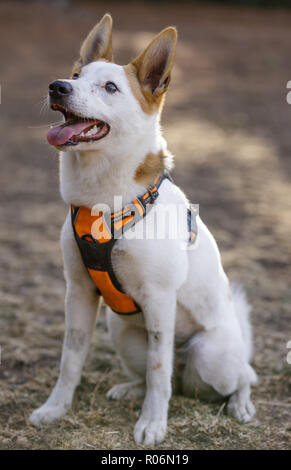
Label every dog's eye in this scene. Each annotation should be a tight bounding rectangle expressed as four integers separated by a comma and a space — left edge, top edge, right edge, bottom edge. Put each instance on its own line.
105, 82, 118, 94
72, 73, 79, 80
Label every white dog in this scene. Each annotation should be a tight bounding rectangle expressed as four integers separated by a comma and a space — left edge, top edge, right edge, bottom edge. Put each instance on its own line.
30, 14, 257, 446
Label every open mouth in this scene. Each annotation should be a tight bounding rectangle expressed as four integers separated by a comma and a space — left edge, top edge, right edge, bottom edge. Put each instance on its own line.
46, 104, 110, 147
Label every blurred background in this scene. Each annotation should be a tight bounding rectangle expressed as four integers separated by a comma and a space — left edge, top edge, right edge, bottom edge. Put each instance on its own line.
0, 0, 290, 450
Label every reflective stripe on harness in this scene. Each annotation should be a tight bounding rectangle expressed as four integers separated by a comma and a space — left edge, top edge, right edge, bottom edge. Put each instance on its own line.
71, 173, 197, 315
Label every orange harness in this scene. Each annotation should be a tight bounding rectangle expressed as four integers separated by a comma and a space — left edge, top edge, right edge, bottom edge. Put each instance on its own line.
71, 173, 197, 315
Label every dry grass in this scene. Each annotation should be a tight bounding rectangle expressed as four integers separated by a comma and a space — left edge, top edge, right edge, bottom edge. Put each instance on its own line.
0, 0, 290, 450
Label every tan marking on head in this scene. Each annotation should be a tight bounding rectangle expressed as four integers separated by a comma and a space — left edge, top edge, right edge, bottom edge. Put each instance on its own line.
124, 64, 162, 115
127, 27, 176, 115
125, 27, 177, 115
71, 60, 82, 78
135, 151, 169, 186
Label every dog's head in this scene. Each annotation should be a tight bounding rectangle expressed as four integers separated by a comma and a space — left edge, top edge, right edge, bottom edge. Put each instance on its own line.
47, 14, 177, 152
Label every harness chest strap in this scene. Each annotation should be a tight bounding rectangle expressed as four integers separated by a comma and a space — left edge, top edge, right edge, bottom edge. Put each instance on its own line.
71, 173, 197, 315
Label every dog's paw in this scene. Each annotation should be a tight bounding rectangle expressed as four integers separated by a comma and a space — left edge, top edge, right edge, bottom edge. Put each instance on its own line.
227, 393, 256, 423
134, 415, 167, 446
29, 403, 68, 426
106, 382, 145, 401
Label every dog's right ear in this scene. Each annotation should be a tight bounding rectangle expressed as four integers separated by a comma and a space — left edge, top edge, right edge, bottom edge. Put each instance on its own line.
78, 14, 113, 66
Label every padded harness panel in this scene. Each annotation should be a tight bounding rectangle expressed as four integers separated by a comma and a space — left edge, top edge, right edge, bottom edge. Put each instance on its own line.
71, 173, 197, 315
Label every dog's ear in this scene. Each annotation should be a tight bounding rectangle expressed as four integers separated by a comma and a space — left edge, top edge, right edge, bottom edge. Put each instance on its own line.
79, 13, 113, 65
132, 27, 177, 97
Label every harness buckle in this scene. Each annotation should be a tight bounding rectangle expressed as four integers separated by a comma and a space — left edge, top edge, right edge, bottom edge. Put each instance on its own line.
148, 185, 159, 203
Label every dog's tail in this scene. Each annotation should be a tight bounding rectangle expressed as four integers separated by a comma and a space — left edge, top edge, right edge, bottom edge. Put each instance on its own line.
231, 282, 254, 363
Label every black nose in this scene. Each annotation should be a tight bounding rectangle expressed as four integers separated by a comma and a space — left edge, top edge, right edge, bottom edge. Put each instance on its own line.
49, 80, 73, 99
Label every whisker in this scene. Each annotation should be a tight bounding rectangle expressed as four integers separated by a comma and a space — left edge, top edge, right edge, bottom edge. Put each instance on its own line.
27, 120, 64, 129
40, 97, 49, 116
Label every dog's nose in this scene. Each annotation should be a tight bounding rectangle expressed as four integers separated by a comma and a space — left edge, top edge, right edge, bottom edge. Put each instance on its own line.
49, 80, 73, 99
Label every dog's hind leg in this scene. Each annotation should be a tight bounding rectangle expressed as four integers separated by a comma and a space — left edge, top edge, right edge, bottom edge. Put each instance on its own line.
106, 309, 147, 401
30, 213, 100, 426
180, 324, 257, 423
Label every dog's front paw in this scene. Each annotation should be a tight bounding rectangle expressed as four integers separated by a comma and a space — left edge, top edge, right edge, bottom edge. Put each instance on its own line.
29, 403, 69, 426
134, 415, 167, 446
227, 394, 256, 423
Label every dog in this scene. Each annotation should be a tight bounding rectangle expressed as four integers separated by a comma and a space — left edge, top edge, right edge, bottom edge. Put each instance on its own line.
29, 14, 257, 446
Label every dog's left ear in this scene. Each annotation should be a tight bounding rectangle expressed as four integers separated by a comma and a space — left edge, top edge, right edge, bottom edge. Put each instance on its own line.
79, 13, 113, 65
132, 27, 177, 97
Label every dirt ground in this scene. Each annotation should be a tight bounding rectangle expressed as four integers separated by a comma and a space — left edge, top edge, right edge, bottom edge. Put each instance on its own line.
0, 0, 290, 450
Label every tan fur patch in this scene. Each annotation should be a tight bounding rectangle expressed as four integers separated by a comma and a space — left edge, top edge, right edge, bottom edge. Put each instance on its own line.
71, 60, 82, 78
125, 27, 176, 115
124, 63, 163, 115
134, 151, 168, 186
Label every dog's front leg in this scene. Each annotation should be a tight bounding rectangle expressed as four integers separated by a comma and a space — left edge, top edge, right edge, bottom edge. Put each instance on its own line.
30, 281, 100, 426
30, 213, 100, 426
134, 290, 176, 446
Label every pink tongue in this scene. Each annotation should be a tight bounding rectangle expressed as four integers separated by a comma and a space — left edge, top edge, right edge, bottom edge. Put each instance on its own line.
47, 121, 94, 146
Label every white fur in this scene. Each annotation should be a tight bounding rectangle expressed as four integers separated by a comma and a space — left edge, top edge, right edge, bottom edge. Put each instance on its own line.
30, 58, 257, 446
